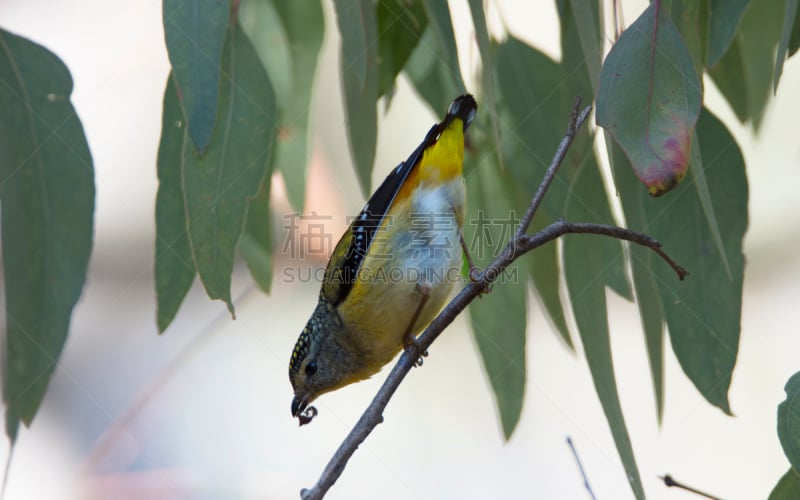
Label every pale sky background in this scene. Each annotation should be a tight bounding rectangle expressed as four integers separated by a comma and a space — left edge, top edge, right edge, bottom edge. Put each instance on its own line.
0, 1, 799, 499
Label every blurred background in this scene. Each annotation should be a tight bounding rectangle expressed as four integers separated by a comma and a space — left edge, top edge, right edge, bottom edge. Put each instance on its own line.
1, 0, 799, 498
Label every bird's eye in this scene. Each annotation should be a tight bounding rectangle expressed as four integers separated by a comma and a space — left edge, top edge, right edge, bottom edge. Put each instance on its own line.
305, 361, 318, 377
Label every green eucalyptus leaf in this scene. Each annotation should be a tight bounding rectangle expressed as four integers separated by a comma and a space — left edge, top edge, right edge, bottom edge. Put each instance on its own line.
706, 0, 750, 66
241, 175, 274, 293
163, 0, 230, 153
563, 154, 645, 500
708, 0, 783, 130
376, 0, 427, 99
335, 0, 379, 197
651, 108, 746, 414
0, 29, 95, 435
561, 0, 602, 92
778, 371, 800, 472
774, 0, 799, 92
405, 28, 459, 114
468, 0, 504, 173
182, 25, 277, 316
155, 76, 196, 333
669, 0, 709, 78
527, 213, 573, 350
465, 153, 527, 440
270, 0, 324, 212
768, 468, 800, 500
421, 0, 465, 92
611, 142, 667, 423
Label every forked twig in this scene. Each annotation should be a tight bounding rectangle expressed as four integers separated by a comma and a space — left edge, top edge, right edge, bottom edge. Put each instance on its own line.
300, 96, 687, 499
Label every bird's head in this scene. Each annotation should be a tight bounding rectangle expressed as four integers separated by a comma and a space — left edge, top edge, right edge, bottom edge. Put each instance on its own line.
289, 298, 359, 418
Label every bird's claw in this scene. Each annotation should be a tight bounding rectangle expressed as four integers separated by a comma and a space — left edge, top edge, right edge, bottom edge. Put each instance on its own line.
404, 339, 428, 368
414, 349, 429, 367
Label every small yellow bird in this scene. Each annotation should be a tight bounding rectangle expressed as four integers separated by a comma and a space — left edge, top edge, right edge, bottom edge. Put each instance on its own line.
289, 95, 477, 423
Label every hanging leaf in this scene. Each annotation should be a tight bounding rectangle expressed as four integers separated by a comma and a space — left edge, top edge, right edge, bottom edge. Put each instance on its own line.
778, 371, 800, 472
651, 108, 746, 413
465, 152, 527, 440
468, 0, 504, 173
790, 7, 800, 57
182, 25, 277, 316
561, 0, 602, 91
669, 0, 709, 78
708, 0, 783, 130
494, 37, 566, 217
0, 29, 95, 436
405, 28, 460, 114
610, 143, 667, 423
240, 175, 274, 293
774, 0, 800, 92
376, 0, 427, 99
707, 39, 748, 121
596, 0, 702, 196
494, 37, 577, 348
706, 0, 750, 66
526, 213, 573, 350
421, 0, 465, 92
563, 156, 645, 500
769, 468, 800, 500
240, 0, 324, 212
557, 4, 632, 300
163, 0, 230, 153
155, 76, 196, 333
334, 0, 379, 197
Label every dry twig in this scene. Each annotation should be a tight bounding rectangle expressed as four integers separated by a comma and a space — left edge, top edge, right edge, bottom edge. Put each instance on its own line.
300, 96, 687, 499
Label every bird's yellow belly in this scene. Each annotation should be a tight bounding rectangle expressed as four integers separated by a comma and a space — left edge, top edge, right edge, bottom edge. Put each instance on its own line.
338, 179, 465, 372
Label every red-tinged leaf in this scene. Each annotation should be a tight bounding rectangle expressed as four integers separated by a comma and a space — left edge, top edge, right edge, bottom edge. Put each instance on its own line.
596, 0, 701, 197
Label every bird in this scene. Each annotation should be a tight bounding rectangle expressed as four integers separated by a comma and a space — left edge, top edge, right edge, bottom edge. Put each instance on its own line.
289, 95, 478, 424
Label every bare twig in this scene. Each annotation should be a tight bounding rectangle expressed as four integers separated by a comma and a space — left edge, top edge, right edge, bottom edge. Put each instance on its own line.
567, 437, 597, 500
300, 97, 688, 499
516, 96, 591, 239
659, 474, 723, 500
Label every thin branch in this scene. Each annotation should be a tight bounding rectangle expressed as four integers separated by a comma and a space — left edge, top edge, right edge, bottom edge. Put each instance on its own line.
300, 96, 688, 499
567, 436, 597, 500
659, 474, 722, 500
521, 219, 689, 280
516, 97, 591, 239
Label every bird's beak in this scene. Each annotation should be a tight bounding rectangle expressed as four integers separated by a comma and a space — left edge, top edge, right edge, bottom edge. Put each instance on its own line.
291, 394, 308, 417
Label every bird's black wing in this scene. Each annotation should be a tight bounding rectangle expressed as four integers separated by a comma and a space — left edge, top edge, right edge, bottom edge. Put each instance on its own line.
322, 95, 478, 306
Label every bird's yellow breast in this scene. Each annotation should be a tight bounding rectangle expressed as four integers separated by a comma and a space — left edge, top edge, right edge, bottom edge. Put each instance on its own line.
337, 177, 466, 375
396, 117, 465, 204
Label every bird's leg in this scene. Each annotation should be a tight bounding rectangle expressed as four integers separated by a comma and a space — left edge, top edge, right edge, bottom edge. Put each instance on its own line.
460, 234, 490, 294
404, 281, 431, 367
